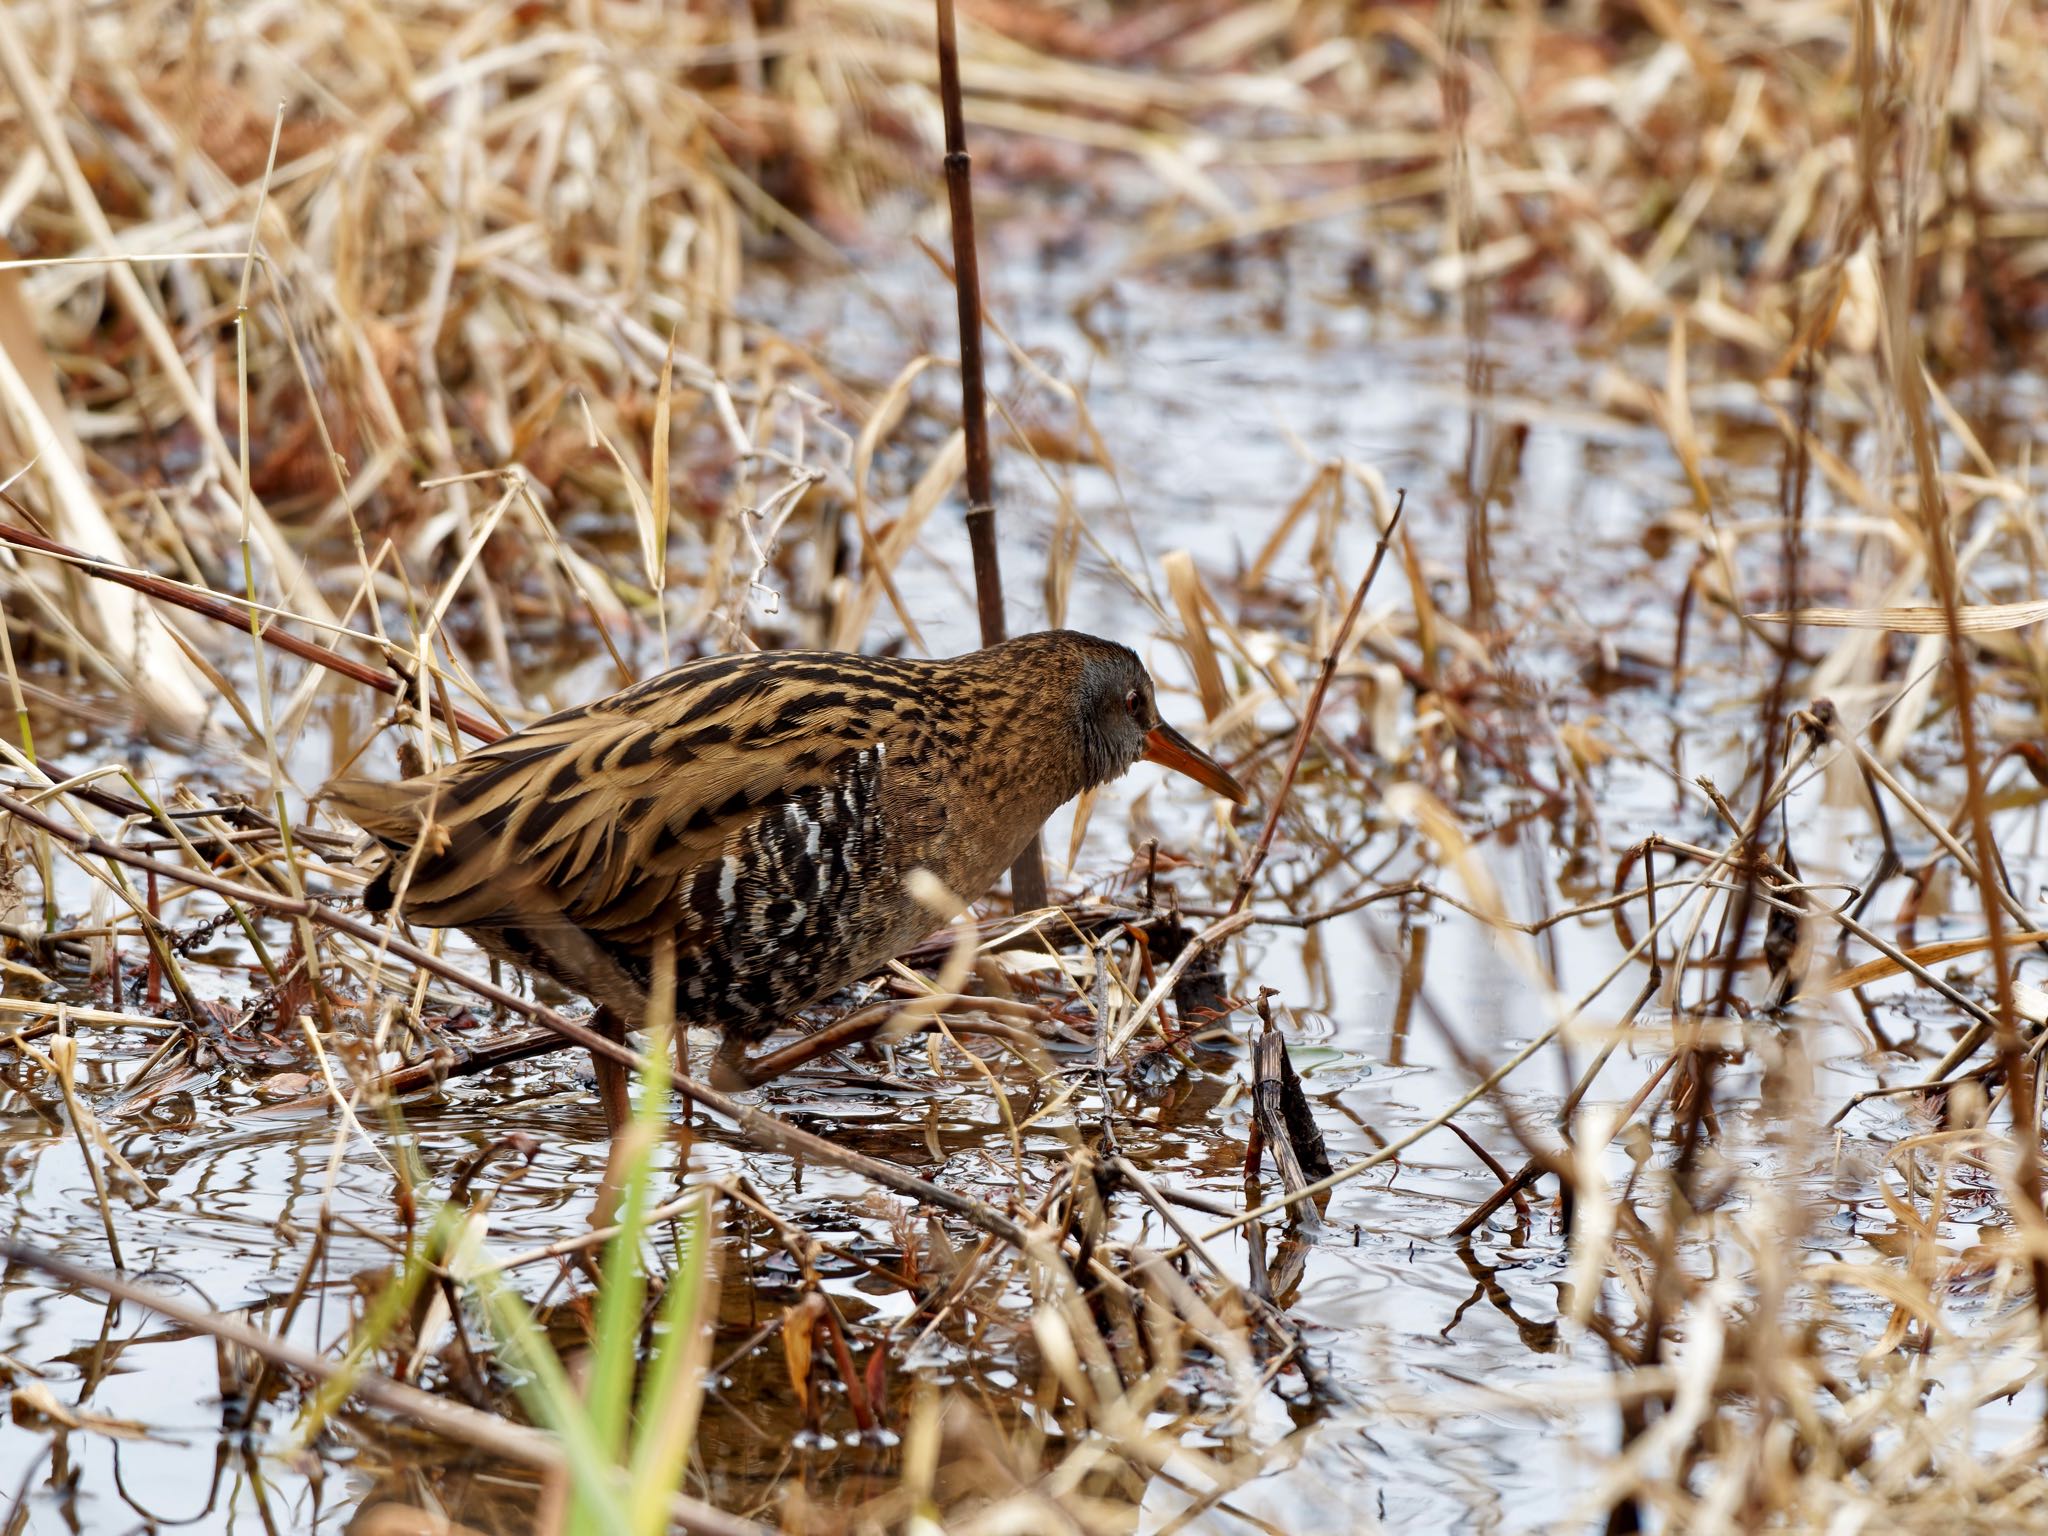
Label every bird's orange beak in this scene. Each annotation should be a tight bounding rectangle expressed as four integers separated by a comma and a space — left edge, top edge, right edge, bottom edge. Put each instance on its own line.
1143, 723, 1247, 804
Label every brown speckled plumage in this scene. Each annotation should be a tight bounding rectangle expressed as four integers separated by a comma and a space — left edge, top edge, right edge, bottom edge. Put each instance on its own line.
326, 630, 1244, 1098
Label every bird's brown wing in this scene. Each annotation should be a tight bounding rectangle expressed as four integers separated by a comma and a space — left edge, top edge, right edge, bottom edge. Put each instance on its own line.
324, 657, 887, 954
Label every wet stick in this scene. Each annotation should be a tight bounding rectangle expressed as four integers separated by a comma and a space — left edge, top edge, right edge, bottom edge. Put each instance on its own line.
1247, 1025, 1325, 1230
29, 1036, 123, 1268
259, 997, 1060, 1117
0, 1239, 764, 1536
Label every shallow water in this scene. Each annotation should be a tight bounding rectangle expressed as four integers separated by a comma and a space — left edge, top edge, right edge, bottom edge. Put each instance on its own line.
4, 218, 2037, 1534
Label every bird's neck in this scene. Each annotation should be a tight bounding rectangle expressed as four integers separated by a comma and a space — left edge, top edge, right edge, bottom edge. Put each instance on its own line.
920, 651, 1094, 893
965, 684, 1092, 810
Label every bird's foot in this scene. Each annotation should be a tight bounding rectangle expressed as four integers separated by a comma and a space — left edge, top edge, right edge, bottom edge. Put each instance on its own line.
708, 1032, 761, 1093
708, 1012, 899, 1090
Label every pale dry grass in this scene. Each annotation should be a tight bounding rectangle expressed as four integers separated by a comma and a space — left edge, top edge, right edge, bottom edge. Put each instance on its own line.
4, 2, 2048, 1534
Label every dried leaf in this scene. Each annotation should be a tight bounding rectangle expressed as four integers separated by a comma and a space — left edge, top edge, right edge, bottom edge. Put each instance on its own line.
1817, 932, 2048, 994
1749, 602, 2048, 633
1558, 719, 1617, 772
11, 1380, 158, 1439
1162, 549, 1228, 720
1064, 785, 1096, 876
781, 1301, 815, 1420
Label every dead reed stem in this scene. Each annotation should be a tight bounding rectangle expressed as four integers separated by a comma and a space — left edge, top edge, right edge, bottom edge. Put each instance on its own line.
935, 0, 1045, 911
1871, 0, 2047, 1328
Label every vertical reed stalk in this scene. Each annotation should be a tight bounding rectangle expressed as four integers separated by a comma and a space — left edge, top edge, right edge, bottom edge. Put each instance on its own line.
933, 0, 1047, 911
0, 607, 54, 930
1869, 0, 2047, 1325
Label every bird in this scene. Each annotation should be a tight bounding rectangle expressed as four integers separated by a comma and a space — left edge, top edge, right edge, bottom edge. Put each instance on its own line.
324, 629, 1246, 1122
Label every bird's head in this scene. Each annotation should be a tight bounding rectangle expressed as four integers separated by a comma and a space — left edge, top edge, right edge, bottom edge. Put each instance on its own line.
1067, 636, 1246, 803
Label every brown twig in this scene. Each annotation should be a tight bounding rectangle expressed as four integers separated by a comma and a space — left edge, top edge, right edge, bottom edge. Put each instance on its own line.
0, 1239, 767, 1536
0, 512, 503, 745
1228, 489, 1405, 914
258, 1006, 1058, 1114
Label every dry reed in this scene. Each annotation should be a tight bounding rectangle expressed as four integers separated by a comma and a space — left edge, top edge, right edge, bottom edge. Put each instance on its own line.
5, 1, 2048, 1533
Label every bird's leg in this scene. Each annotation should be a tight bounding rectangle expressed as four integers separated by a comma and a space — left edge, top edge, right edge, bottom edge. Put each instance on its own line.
590, 1006, 632, 1134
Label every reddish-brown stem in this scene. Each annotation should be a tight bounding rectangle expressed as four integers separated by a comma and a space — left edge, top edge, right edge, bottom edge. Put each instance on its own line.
815, 1293, 878, 1433
0, 512, 503, 745
933, 0, 1046, 912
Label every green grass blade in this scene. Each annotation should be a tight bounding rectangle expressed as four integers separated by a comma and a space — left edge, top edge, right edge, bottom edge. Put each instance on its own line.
627, 1188, 716, 1536
584, 1026, 674, 1460
472, 1266, 630, 1533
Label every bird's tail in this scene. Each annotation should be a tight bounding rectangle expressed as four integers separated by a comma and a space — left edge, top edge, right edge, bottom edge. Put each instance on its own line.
319, 776, 443, 912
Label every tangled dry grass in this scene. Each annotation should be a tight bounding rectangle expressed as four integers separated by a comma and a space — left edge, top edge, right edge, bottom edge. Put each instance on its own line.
7, 1, 2048, 1533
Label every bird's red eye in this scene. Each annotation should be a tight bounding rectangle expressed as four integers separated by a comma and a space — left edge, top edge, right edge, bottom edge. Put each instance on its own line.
1124, 688, 1142, 714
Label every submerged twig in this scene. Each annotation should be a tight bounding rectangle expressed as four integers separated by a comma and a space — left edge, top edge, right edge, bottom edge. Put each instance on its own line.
0, 1240, 766, 1536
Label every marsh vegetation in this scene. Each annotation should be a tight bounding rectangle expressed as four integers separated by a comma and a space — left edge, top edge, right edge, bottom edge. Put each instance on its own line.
7, 1, 2048, 1531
